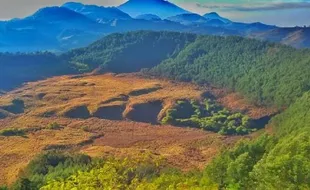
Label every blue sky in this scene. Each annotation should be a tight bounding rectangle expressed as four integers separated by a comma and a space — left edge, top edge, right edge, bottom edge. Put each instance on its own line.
1, 0, 310, 26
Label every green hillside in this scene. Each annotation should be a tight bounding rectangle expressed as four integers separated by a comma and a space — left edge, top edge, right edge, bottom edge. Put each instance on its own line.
0, 52, 73, 91
64, 31, 197, 73
150, 35, 310, 107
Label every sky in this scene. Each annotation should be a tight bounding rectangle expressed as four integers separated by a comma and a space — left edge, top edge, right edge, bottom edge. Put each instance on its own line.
0, 0, 309, 27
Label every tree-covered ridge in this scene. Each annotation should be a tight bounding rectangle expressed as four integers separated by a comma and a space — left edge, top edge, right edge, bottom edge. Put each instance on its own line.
0, 52, 73, 91
64, 31, 197, 73
149, 35, 310, 107
205, 92, 310, 189
162, 99, 254, 135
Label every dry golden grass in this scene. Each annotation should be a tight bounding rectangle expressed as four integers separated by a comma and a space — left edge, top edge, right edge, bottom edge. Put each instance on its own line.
0, 73, 272, 186
0, 73, 204, 120
0, 116, 93, 185
0, 73, 209, 185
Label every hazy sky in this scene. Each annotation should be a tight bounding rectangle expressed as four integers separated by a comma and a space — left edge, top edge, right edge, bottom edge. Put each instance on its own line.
0, 0, 310, 27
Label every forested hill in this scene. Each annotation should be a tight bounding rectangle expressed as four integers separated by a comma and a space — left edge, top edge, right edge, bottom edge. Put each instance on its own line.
62, 31, 197, 73
65, 31, 310, 107
0, 52, 73, 91
149, 35, 310, 107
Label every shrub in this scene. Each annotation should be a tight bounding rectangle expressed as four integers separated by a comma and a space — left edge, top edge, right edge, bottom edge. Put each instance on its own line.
0, 128, 26, 137
47, 122, 62, 130
161, 99, 255, 135
81, 126, 90, 132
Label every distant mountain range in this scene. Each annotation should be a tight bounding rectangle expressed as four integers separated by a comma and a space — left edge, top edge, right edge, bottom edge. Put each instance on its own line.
0, 0, 309, 52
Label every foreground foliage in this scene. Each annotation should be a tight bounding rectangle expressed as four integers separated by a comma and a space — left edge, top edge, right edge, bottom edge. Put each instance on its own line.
205, 92, 310, 189
13, 152, 217, 190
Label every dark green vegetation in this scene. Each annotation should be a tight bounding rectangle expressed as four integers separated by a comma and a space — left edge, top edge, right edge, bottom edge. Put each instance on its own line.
0, 52, 73, 91
63, 31, 197, 73
0, 99, 24, 114
12, 151, 217, 190
12, 151, 93, 190
0, 128, 26, 137
150, 35, 310, 107
162, 99, 253, 135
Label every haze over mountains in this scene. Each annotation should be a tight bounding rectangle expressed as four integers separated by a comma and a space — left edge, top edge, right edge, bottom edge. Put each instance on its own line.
0, 0, 309, 52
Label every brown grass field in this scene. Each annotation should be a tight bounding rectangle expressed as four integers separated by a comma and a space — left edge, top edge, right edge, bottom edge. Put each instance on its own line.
0, 73, 275, 185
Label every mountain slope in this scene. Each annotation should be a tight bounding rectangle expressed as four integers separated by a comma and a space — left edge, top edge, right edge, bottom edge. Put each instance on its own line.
148, 33, 310, 107
136, 14, 161, 21
0, 6, 111, 52
118, 0, 189, 18
64, 31, 197, 73
251, 27, 310, 49
62, 2, 132, 22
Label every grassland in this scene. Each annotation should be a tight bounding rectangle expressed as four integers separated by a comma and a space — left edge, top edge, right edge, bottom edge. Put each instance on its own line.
0, 73, 275, 185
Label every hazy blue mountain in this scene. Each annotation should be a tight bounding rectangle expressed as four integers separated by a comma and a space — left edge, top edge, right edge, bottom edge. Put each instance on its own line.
0, 1, 309, 52
136, 14, 161, 21
118, 0, 189, 18
225, 22, 276, 35
250, 27, 310, 48
62, 2, 132, 22
0, 6, 110, 52
203, 12, 231, 23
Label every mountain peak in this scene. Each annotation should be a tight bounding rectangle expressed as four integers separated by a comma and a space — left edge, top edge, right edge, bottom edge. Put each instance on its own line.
62, 2, 84, 10
205, 12, 219, 17
203, 12, 231, 23
29, 6, 88, 21
118, 0, 190, 18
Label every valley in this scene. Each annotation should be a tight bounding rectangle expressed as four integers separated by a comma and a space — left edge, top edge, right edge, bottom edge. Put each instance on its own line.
0, 73, 274, 185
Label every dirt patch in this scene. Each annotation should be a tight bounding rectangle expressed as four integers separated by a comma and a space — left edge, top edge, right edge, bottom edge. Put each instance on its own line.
101, 94, 129, 104
0, 109, 14, 119
210, 90, 278, 119
126, 101, 163, 124
63, 105, 91, 119
128, 86, 162, 96
252, 115, 274, 129
0, 100, 24, 114
36, 93, 47, 100
93, 105, 126, 120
